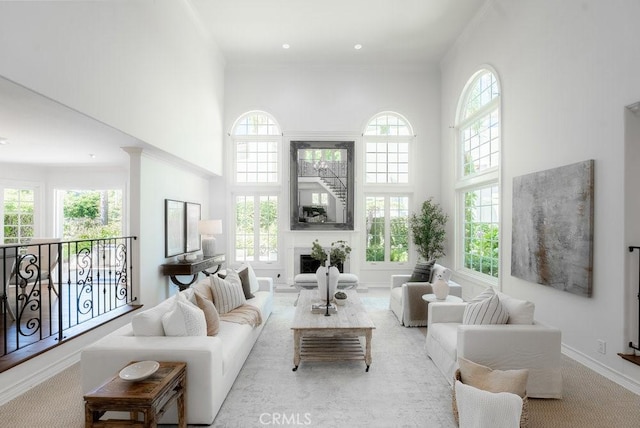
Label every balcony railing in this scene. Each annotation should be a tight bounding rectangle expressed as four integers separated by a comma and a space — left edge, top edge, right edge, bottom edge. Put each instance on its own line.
0, 236, 138, 372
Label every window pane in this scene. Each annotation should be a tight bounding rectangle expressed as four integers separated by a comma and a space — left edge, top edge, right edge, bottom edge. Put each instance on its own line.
259, 196, 278, 262
366, 197, 385, 261
389, 197, 409, 262
235, 196, 255, 262
463, 185, 499, 278
3, 188, 35, 243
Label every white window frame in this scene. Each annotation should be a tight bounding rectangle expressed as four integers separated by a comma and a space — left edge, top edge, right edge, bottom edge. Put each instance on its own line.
0, 181, 41, 243
454, 68, 501, 285
229, 111, 283, 267
364, 193, 411, 265
363, 112, 413, 185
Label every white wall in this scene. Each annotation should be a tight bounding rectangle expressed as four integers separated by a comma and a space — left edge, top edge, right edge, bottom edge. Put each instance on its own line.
0, 0, 225, 175
224, 64, 442, 286
440, 0, 640, 389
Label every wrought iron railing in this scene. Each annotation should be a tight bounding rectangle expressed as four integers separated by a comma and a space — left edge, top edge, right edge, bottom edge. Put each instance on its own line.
0, 236, 137, 368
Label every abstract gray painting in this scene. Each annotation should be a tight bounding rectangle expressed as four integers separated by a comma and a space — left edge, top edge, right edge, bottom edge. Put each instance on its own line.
511, 160, 594, 297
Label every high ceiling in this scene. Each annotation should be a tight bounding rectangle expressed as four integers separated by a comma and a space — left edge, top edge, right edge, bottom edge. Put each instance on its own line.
190, 0, 485, 66
0, 0, 484, 167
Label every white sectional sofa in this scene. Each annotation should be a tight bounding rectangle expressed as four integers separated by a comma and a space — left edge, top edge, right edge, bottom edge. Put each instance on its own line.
425, 290, 563, 399
81, 275, 273, 425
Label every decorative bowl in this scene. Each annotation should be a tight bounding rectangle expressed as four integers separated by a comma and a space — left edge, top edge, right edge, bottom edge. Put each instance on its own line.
119, 361, 159, 381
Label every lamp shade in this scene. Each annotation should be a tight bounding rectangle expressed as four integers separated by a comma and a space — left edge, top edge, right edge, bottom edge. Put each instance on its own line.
198, 219, 222, 236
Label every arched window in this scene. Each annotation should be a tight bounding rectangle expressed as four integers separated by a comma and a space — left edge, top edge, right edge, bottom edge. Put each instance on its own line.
231, 111, 281, 263
363, 112, 412, 264
364, 112, 412, 184
455, 69, 501, 280
233, 111, 280, 184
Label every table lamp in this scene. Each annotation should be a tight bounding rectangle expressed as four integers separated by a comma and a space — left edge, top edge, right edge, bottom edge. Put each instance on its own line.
199, 219, 222, 257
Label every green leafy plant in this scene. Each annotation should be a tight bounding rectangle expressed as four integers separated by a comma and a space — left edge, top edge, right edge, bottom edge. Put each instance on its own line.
310, 239, 351, 267
409, 197, 448, 261
334, 291, 347, 300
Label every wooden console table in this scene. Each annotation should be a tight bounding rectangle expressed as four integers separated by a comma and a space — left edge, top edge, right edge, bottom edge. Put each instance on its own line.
161, 254, 225, 290
84, 361, 187, 428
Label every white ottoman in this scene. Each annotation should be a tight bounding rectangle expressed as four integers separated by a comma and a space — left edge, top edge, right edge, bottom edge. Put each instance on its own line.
293, 273, 359, 290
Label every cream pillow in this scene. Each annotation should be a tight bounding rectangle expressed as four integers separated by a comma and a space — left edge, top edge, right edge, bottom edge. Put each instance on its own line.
161, 294, 207, 337
463, 293, 509, 325
458, 357, 528, 398
455, 380, 523, 428
194, 290, 220, 336
497, 292, 535, 324
131, 299, 173, 336
210, 274, 246, 315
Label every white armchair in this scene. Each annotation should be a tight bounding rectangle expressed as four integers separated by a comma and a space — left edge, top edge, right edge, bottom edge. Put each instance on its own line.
389, 263, 462, 327
426, 297, 563, 399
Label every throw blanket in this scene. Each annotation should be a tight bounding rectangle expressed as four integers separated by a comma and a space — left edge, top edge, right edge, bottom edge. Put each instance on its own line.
221, 304, 263, 327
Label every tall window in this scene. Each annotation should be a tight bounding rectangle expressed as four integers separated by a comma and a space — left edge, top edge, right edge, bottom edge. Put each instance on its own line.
231, 112, 281, 263
234, 112, 280, 184
2, 187, 35, 244
365, 196, 410, 262
364, 112, 413, 263
456, 69, 501, 279
364, 112, 411, 184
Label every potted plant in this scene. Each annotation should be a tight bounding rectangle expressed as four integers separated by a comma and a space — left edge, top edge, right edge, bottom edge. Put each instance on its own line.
310, 239, 351, 268
409, 197, 448, 262
310, 240, 351, 301
334, 290, 348, 305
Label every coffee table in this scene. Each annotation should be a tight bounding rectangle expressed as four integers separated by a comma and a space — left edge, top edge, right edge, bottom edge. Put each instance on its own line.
84, 361, 187, 428
291, 289, 375, 372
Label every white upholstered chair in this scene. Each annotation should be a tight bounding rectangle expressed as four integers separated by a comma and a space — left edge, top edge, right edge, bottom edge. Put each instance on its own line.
389, 263, 462, 327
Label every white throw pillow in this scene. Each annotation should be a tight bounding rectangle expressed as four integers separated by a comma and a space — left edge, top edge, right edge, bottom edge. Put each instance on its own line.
161, 294, 207, 337
210, 274, 246, 315
131, 299, 173, 336
455, 380, 522, 428
497, 292, 535, 324
463, 293, 509, 325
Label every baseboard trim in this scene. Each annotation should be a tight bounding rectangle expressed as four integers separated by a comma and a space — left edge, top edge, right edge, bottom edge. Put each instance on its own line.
0, 350, 81, 406
562, 344, 640, 395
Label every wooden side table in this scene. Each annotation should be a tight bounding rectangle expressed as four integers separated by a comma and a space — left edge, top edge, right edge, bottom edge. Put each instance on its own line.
84, 361, 187, 428
161, 254, 225, 290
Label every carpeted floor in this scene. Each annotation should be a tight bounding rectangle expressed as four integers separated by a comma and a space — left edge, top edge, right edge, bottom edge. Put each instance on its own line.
1, 292, 640, 427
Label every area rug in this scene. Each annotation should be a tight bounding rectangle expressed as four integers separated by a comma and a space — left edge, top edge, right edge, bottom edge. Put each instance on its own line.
211, 293, 457, 427
2, 292, 640, 427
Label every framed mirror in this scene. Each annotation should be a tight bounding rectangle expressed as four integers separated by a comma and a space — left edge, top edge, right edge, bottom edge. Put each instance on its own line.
290, 140, 354, 230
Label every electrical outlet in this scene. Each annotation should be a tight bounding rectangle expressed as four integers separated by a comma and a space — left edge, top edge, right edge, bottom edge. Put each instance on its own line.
597, 339, 606, 354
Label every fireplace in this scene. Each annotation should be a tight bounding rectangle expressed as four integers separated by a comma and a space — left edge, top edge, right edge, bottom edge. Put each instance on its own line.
299, 254, 343, 273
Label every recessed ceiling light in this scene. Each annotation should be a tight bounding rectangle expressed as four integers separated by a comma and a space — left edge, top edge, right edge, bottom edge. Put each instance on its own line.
282, 43, 290, 49
354, 44, 363, 50
89, 154, 96, 159
0, 137, 8, 145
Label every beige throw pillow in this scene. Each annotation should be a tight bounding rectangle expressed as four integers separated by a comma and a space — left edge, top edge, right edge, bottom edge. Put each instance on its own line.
458, 357, 529, 398
210, 274, 246, 315
194, 291, 220, 336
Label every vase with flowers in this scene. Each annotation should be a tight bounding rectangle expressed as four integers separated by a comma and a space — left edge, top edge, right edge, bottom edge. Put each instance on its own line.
310, 239, 351, 306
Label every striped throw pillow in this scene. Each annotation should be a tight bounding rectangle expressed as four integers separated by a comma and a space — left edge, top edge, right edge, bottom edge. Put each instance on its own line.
210, 274, 246, 315
463, 293, 509, 325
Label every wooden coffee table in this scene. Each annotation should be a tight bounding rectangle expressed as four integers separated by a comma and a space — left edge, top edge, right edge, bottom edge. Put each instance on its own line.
291, 289, 375, 372
84, 361, 187, 428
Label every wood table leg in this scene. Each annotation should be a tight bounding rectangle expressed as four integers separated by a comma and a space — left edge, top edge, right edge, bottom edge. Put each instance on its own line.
178, 375, 187, 428
365, 329, 373, 371
293, 330, 301, 371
